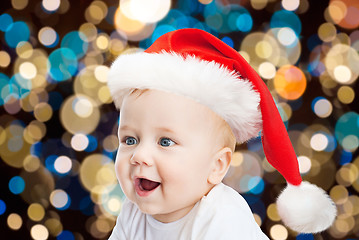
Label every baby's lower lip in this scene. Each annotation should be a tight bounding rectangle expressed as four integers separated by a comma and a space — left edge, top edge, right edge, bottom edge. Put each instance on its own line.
134, 178, 160, 197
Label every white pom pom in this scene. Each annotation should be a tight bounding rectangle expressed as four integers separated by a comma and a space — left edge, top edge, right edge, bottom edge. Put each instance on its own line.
276, 181, 337, 233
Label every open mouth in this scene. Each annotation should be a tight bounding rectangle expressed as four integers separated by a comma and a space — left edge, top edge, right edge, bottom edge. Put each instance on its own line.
135, 178, 161, 196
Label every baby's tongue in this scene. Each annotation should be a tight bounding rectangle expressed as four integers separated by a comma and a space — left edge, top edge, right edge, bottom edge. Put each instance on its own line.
141, 179, 160, 191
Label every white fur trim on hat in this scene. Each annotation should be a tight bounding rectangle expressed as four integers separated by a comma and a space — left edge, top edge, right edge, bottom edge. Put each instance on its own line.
108, 51, 262, 143
276, 181, 337, 233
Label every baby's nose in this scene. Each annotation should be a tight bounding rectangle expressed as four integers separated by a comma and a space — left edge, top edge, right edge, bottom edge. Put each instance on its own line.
130, 144, 154, 166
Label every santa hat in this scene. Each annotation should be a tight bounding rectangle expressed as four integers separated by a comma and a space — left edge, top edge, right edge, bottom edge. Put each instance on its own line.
107, 28, 336, 233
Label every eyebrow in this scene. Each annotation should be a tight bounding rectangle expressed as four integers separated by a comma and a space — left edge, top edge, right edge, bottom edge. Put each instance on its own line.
118, 125, 176, 134
155, 127, 176, 134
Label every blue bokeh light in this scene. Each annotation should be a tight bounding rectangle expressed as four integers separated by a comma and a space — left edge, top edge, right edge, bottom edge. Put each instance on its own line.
1, 82, 20, 102
221, 36, 233, 48
236, 13, 253, 32
340, 150, 352, 165
48, 48, 78, 81
270, 10, 302, 35
61, 31, 88, 59
0, 73, 10, 106
248, 177, 265, 194
5, 21, 30, 48
9, 176, 25, 195
57, 230, 75, 240
0, 199, 6, 215
45, 155, 58, 173
84, 135, 98, 152
0, 14, 13, 32
151, 25, 177, 44
296, 233, 314, 240
335, 111, 359, 149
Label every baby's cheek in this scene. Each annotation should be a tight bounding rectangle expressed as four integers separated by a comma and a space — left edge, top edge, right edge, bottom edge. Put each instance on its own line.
114, 155, 128, 180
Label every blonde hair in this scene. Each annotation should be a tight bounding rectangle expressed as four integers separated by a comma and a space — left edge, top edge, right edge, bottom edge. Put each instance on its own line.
213, 115, 236, 152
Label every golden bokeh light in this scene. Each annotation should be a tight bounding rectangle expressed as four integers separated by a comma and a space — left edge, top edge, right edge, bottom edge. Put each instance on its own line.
198, 0, 214, 4
85, 0, 108, 25
7, 213, 23, 230
44, 218, 63, 237
337, 86, 355, 104
330, 185, 348, 204
241, 32, 280, 69
270, 224, 288, 240
114, 6, 156, 41
318, 22, 337, 42
250, 0, 268, 10
74, 65, 111, 106
267, 203, 281, 221
34, 102, 53, 122
11, 0, 29, 10
79, 23, 98, 42
16, 41, 33, 59
336, 163, 358, 187
102, 135, 119, 152
23, 155, 41, 172
0, 50, 11, 68
95, 34, 110, 51
60, 94, 100, 134
28, 203, 46, 221
325, 44, 359, 84
79, 154, 116, 193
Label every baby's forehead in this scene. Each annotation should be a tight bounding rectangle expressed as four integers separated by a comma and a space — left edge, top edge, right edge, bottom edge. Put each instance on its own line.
121, 89, 226, 128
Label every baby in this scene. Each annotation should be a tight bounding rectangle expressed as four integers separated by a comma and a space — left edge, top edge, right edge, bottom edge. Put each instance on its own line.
107, 29, 336, 239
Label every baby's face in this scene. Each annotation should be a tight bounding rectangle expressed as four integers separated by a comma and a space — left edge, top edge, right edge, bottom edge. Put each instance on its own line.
115, 89, 222, 223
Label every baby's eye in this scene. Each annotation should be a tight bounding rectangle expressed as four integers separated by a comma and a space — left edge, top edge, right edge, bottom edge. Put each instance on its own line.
124, 137, 137, 145
159, 138, 175, 147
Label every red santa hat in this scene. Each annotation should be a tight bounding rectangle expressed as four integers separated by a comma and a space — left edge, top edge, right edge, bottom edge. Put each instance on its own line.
107, 28, 336, 233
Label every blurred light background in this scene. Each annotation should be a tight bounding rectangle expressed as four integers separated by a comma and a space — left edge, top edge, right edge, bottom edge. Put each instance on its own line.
0, 0, 358, 239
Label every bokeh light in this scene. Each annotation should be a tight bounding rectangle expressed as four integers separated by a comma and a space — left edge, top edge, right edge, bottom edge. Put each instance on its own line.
274, 65, 307, 100
48, 48, 78, 81
120, 0, 171, 24
9, 176, 25, 194
71, 133, 89, 151
7, 213, 23, 230
30, 224, 49, 240
328, 0, 359, 29
54, 156, 72, 174
38, 27, 59, 47
5, 21, 30, 48
28, 203, 45, 221
270, 224, 288, 240
0, 199, 6, 215
50, 189, 70, 210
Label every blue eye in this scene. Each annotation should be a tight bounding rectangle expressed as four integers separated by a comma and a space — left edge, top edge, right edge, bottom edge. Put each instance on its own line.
159, 138, 175, 147
125, 137, 137, 145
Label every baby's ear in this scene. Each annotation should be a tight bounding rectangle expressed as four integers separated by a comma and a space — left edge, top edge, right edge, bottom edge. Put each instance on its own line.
207, 147, 232, 185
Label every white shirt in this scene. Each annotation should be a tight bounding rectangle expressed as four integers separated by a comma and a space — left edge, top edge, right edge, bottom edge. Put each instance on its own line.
108, 183, 269, 240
